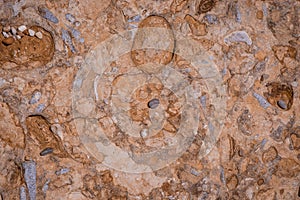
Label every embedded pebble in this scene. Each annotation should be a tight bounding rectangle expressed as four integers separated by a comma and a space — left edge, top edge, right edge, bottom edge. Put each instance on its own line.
62, 28, 76, 53
185, 14, 207, 36
253, 92, 270, 109
68, 27, 81, 40
128, 15, 141, 23
38, 7, 59, 24
16, 35, 21, 40
65, 13, 76, 23
204, 14, 218, 24
18, 25, 27, 32
28, 29, 35, 36
40, 147, 53, 156
22, 161, 36, 200
277, 100, 287, 110
140, 129, 148, 138
74, 21, 81, 27
42, 179, 50, 194
20, 186, 26, 200
36, 103, 46, 112
200, 95, 206, 109
55, 168, 70, 175
224, 31, 252, 45
190, 168, 200, 176
2, 37, 14, 45
11, 27, 17, 35
2, 31, 9, 38
35, 31, 43, 39
29, 91, 41, 104
148, 98, 160, 109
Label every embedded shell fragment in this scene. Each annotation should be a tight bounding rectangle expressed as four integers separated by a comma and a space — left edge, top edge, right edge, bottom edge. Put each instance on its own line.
265, 82, 294, 111
131, 15, 175, 73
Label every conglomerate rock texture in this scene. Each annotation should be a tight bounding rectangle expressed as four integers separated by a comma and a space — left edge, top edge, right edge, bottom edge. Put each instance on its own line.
0, 0, 300, 199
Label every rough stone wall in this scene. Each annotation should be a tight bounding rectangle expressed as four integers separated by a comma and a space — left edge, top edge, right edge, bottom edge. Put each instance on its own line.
0, 0, 300, 199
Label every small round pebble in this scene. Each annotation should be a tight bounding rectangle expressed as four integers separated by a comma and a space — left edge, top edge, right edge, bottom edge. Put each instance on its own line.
28, 29, 35, 36
35, 31, 43, 39
74, 21, 81, 27
148, 98, 160, 109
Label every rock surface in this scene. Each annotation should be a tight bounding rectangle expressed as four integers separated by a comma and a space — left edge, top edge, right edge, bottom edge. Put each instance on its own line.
0, 0, 300, 199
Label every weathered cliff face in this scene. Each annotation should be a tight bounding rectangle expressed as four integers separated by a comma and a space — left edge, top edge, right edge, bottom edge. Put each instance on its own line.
0, 0, 299, 199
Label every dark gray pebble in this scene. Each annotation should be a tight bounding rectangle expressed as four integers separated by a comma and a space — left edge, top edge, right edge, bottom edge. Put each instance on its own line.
148, 98, 160, 109
40, 147, 53, 156
277, 100, 287, 110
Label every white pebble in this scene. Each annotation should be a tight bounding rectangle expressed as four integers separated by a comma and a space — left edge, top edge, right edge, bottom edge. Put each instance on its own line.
11, 27, 17, 35
18, 25, 27, 32
35, 31, 43, 39
16, 35, 21, 40
28, 29, 35, 36
74, 21, 81, 27
140, 129, 148, 138
2, 32, 9, 38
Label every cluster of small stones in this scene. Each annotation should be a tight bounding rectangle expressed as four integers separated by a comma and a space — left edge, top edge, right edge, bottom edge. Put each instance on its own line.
1, 25, 43, 46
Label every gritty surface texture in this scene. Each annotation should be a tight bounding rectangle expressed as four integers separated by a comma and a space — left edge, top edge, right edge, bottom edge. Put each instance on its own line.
0, 0, 300, 199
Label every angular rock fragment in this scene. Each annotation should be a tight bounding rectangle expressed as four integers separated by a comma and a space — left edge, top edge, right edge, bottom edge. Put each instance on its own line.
290, 127, 300, 150
35, 31, 43, 39
226, 174, 238, 190
18, 25, 27, 32
272, 45, 297, 62
185, 14, 207, 36
224, 31, 252, 46
237, 109, 253, 136
274, 158, 300, 178
25, 115, 68, 157
170, 0, 187, 13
